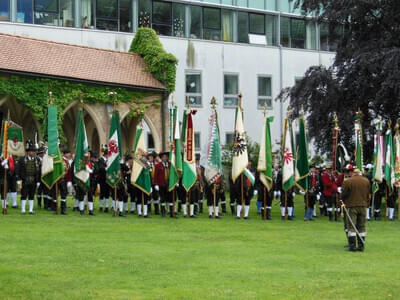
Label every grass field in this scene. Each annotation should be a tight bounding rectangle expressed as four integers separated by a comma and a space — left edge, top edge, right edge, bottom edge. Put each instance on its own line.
0, 196, 399, 300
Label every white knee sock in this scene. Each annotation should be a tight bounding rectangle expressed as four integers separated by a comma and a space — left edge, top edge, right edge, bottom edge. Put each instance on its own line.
131, 202, 136, 212
143, 205, 148, 216
112, 200, 116, 210
288, 207, 293, 216
137, 204, 142, 215
99, 198, 104, 208
182, 204, 187, 216
124, 202, 128, 212
236, 205, 242, 217
28, 200, 34, 212
215, 206, 219, 216
105, 198, 109, 208
366, 208, 370, 219
21, 200, 26, 213
208, 206, 214, 216
74, 199, 79, 208
88, 202, 94, 211
79, 201, 84, 211
189, 204, 194, 216
244, 205, 250, 217
118, 201, 123, 213
280, 207, 285, 216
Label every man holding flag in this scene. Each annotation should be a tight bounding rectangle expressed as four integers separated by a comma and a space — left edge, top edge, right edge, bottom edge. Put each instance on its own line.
257, 107, 274, 220
385, 122, 396, 221
372, 121, 384, 220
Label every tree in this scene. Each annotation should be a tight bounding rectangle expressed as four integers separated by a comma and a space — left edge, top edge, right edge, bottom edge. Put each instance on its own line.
278, 0, 400, 161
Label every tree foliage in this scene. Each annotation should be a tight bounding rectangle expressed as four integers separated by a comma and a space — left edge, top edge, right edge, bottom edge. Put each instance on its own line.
279, 0, 400, 161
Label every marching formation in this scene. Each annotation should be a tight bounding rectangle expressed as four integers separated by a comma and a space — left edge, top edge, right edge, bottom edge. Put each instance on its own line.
1, 94, 400, 249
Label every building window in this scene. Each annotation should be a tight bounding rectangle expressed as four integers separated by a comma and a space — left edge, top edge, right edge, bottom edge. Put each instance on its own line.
306, 21, 316, 50
60, 0, 74, 27
237, 0, 247, 7
195, 132, 201, 151
224, 74, 239, 107
120, 0, 132, 32
222, 9, 233, 42
96, 0, 118, 31
0, 0, 10, 21
221, 0, 233, 4
152, 0, 172, 36
32, 0, 74, 27
17, 0, 33, 23
280, 16, 290, 47
172, 3, 185, 37
258, 76, 272, 109
186, 72, 202, 107
34, 0, 59, 25
225, 132, 234, 145
319, 23, 343, 52
291, 18, 306, 48
138, 0, 151, 28
248, 0, 264, 10
237, 11, 248, 43
203, 7, 220, 41
147, 133, 155, 150
81, 0, 94, 28
249, 13, 265, 35
189, 5, 202, 39
265, 15, 277, 45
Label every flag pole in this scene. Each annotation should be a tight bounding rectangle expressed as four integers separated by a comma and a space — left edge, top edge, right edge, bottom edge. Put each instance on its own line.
263, 187, 266, 220
284, 191, 287, 221
213, 184, 216, 218
114, 187, 117, 217
2, 116, 9, 215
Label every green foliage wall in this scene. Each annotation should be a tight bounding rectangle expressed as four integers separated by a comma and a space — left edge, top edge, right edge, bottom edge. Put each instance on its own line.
130, 28, 178, 93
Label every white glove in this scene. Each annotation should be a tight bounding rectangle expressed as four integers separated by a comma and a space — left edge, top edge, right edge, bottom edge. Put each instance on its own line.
67, 181, 73, 189
299, 190, 305, 195
176, 183, 179, 187
150, 187, 153, 193
155, 185, 159, 191
253, 190, 258, 196
1, 159, 8, 167
36, 182, 40, 188
86, 165, 93, 173
317, 194, 321, 201
292, 192, 296, 197
337, 187, 342, 194
3, 162, 8, 169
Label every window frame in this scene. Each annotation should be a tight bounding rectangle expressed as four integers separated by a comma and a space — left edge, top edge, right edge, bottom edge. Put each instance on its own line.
34, 0, 59, 13
152, 0, 172, 36
0, 0, 11, 21
257, 75, 273, 110
223, 72, 239, 108
95, 0, 119, 31
185, 70, 203, 108
194, 132, 201, 151
248, 12, 265, 35
147, 132, 155, 151
202, 6, 221, 40
225, 132, 234, 146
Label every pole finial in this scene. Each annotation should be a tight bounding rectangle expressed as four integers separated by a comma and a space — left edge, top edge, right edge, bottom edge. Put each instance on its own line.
238, 93, 242, 108
211, 97, 217, 109
48, 91, 54, 105
333, 112, 339, 130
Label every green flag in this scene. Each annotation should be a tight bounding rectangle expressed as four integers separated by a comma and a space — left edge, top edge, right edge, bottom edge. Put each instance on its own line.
395, 125, 400, 188
205, 104, 222, 184
168, 106, 182, 191
385, 127, 395, 194
295, 117, 309, 192
282, 118, 295, 191
41, 105, 65, 189
257, 115, 274, 191
74, 109, 90, 192
6, 121, 25, 157
106, 110, 122, 188
373, 123, 383, 194
131, 128, 152, 195
355, 111, 364, 171
182, 109, 197, 191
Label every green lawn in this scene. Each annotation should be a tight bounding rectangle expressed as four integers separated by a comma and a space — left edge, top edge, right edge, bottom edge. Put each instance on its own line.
0, 197, 399, 300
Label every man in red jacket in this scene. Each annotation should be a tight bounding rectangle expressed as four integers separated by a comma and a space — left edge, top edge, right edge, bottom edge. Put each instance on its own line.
321, 164, 339, 221
153, 152, 170, 217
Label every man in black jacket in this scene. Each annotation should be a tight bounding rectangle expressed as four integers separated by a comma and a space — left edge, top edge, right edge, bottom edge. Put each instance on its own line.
17, 142, 40, 215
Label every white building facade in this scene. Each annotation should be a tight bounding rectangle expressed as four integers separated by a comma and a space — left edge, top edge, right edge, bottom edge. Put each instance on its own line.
0, 0, 336, 154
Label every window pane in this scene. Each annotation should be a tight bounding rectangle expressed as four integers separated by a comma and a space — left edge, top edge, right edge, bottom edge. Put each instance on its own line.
120, 0, 132, 32
291, 18, 305, 48
249, 13, 265, 35
96, 19, 118, 31
0, 0, 10, 21
280, 16, 290, 47
195, 132, 201, 151
35, 0, 57, 12
172, 3, 185, 37
81, 0, 94, 28
319, 23, 329, 51
147, 133, 155, 149
222, 9, 233, 42
153, 1, 171, 25
237, 11, 248, 43
34, 12, 59, 26
204, 0, 220, 3
329, 25, 343, 52
60, 0, 74, 27
186, 74, 201, 93
96, 0, 117, 19
258, 98, 272, 109
226, 133, 234, 145
266, 0, 276, 10
237, 0, 247, 7
203, 7, 220, 40
258, 77, 271, 97
203, 7, 220, 29
17, 0, 33, 23
249, 0, 264, 9
138, 0, 151, 28
306, 21, 316, 50
189, 5, 201, 39
224, 74, 238, 95
221, 0, 233, 5
153, 24, 172, 35
265, 14, 276, 45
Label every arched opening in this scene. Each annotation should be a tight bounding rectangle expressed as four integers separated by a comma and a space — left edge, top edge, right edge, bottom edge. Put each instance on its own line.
0, 96, 41, 147
62, 103, 101, 154
120, 114, 138, 156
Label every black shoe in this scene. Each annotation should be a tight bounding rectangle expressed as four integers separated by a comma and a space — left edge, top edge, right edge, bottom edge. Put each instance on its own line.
154, 204, 160, 215
236, 216, 241, 219
348, 236, 357, 252
266, 209, 272, 220
230, 205, 236, 216
209, 215, 212, 219
288, 216, 293, 220
29, 211, 34, 215
356, 236, 365, 252
99, 207, 103, 212
244, 216, 249, 220
328, 211, 333, 221
118, 212, 126, 217
144, 215, 149, 218
138, 214, 142, 217
281, 216, 285, 220
130, 211, 135, 214
199, 203, 203, 214
104, 208, 109, 213
21, 212, 26, 215
216, 214, 221, 219
89, 210, 95, 216
190, 215, 195, 218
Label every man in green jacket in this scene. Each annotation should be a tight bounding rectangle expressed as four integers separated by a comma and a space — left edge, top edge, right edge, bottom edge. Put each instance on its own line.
341, 168, 371, 252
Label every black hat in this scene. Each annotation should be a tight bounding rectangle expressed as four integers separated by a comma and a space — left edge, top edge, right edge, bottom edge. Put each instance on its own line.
37, 147, 45, 154
147, 151, 157, 158
62, 148, 71, 154
195, 153, 201, 161
25, 140, 37, 152
90, 151, 98, 159
159, 151, 169, 157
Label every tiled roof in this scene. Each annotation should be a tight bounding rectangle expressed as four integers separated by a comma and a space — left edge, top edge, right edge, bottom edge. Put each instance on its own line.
0, 33, 165, 91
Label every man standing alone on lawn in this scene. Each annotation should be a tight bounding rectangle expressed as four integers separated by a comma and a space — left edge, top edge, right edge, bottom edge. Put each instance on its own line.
341, 168, 370, 252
